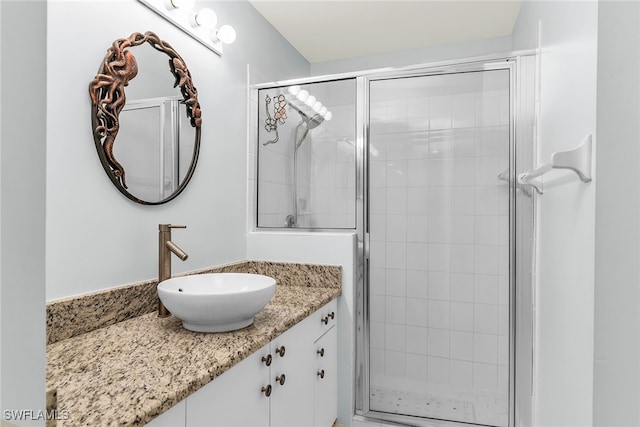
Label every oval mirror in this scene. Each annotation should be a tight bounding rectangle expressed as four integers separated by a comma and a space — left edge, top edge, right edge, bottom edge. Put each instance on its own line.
89, 31, 202, 205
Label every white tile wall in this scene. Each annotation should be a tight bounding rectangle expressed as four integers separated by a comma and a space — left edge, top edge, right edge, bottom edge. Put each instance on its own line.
256, 80, 357, 228
368, 71, 510, 420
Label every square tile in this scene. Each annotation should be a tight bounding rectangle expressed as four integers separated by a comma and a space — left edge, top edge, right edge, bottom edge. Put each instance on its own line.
406, 326, 429, 355
386, 296, 406, 324
474, 333, 498, 364
427, 300, 450, 329
406, 298, 428, 327
451, 273, 474, 302
427, 356, 451, 385
386, 323, 406, 351
406, 270, 429, 299
386, 268, 407, 297
406, 243, 428, 271
428, 271, 450, 301
450, 302, 474, 332
427, 328, 450, 357
474, 303, 499, 334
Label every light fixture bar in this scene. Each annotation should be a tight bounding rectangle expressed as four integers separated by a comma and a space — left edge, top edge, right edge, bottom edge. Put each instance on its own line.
138, 0, 223, 55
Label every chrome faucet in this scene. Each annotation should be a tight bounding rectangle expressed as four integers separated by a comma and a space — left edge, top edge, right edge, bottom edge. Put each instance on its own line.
158, 224, 188, 317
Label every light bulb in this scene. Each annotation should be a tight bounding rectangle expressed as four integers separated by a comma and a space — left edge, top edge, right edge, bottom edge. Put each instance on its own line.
324, 111, 333, 121
216, 25, 236, 44
297, 90, 309, 102
194, 8, 217, 29
313, 101, 323, 113
319, 107, 328, 116
288, 85, 301, 96
170, 0, 195, 9
305, 95, 316, 107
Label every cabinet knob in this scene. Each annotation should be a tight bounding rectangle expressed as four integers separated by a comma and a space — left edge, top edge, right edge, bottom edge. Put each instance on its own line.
317, 348, 325, 357
328, 311, 335, 320
321, 316, 329, 325
317, 370, 325, 379
275, 374, 286, 386
261, 354, 272, 366
275, 345, 286, 357
261, 385, 272, 397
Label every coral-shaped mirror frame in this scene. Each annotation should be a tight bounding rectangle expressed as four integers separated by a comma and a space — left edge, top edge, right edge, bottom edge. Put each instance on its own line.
89, 31, 202, 205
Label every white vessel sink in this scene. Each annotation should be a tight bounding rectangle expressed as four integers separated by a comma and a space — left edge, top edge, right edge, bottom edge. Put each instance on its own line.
157, 273, 276, 333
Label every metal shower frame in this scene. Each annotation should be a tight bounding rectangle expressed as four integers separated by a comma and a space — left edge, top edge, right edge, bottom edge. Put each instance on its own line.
252, 51, 537, 427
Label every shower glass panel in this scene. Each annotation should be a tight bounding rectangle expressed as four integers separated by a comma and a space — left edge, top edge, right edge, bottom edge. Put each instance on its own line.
367, 69, 511, 426
257, 79, 357, 229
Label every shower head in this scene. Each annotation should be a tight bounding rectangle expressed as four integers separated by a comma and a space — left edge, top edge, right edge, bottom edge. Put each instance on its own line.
304, 113, 325, 130
288, 102, 325, 129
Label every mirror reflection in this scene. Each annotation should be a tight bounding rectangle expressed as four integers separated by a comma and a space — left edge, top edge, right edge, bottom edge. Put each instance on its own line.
89, 31, 201, 205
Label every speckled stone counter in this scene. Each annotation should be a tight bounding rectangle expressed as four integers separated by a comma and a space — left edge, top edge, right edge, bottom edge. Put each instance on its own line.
46, 262, 341, 426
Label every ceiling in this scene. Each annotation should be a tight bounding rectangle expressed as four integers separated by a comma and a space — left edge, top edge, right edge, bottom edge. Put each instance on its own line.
248, 0, 523, 63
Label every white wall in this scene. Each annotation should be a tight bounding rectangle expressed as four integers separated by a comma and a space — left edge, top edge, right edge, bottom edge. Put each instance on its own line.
247, 232, 356, 426
593, 1, 640, 425
0, 1, 47, 424
1, 0, 308, 422
511, 1, 598, 425
311, 36, 512, 76
46, 0, 309, 300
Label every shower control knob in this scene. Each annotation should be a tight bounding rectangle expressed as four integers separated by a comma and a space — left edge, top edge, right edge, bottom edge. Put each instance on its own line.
261, 385, 272, 397
276, 374, 286, 385
261, 354, 272, 366
317, 370, 325, 379
317, 348, 325, 357
275, 346, 286, 357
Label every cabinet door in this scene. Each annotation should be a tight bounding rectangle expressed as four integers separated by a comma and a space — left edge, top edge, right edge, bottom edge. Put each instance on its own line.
314, 325, 337, 427
146, 400, 186, 426
270, 319, 315, 427
186, 343, 271, 427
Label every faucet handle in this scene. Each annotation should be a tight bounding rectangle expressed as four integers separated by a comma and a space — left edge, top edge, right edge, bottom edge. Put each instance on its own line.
159, 224, 187, 231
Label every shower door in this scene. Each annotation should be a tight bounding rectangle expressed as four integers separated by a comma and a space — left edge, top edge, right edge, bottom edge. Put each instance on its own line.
365, 66, 513, 426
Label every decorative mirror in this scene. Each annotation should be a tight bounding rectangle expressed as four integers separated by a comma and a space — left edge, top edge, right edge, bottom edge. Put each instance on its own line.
89, 31, 202, 205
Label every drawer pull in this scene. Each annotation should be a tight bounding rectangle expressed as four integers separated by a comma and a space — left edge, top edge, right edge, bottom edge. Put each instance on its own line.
275, 374, 286, 385
317, 348, 325, 357
317, 370, 325, 379
328, 311, 335, 320
261, 354, 272, 366
275, 346, 286, 357
321, 316, 329, 325
261, 385, 272, 397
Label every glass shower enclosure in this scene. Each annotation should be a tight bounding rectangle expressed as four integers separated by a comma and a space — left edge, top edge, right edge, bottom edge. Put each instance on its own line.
256, 79, 357, 229
253, 55, 535, 427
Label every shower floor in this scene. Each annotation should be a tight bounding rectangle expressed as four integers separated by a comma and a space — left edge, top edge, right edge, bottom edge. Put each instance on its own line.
369, 385, 508, 427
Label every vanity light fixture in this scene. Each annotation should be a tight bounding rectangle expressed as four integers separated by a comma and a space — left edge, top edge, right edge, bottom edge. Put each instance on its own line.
287, 85, 332, 121
191, 8, 217, 29
138, 0, 236, 56
213, 25, 237, 45
169, 0, 194, 9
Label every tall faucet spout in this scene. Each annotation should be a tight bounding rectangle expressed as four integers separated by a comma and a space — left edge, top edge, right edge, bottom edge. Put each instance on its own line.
158, 224, 188, 317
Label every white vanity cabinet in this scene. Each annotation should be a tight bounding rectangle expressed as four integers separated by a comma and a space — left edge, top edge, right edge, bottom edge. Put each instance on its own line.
268, 315, 314, 427
185, 342, 271, 427
314, 324, 337, 427
146, 299, 338, 427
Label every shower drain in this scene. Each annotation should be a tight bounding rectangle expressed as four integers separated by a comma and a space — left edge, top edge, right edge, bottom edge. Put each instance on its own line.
370, 386, 476, 423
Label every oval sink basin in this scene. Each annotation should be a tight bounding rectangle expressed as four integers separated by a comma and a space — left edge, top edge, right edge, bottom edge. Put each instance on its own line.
157, 273, 276, 333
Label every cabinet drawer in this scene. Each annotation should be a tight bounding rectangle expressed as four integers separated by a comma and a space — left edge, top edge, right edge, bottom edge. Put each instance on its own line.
309, 300, 337, 341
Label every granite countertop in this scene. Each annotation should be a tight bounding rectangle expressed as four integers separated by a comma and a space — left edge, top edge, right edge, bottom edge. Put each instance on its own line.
46, 283, 340, 426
